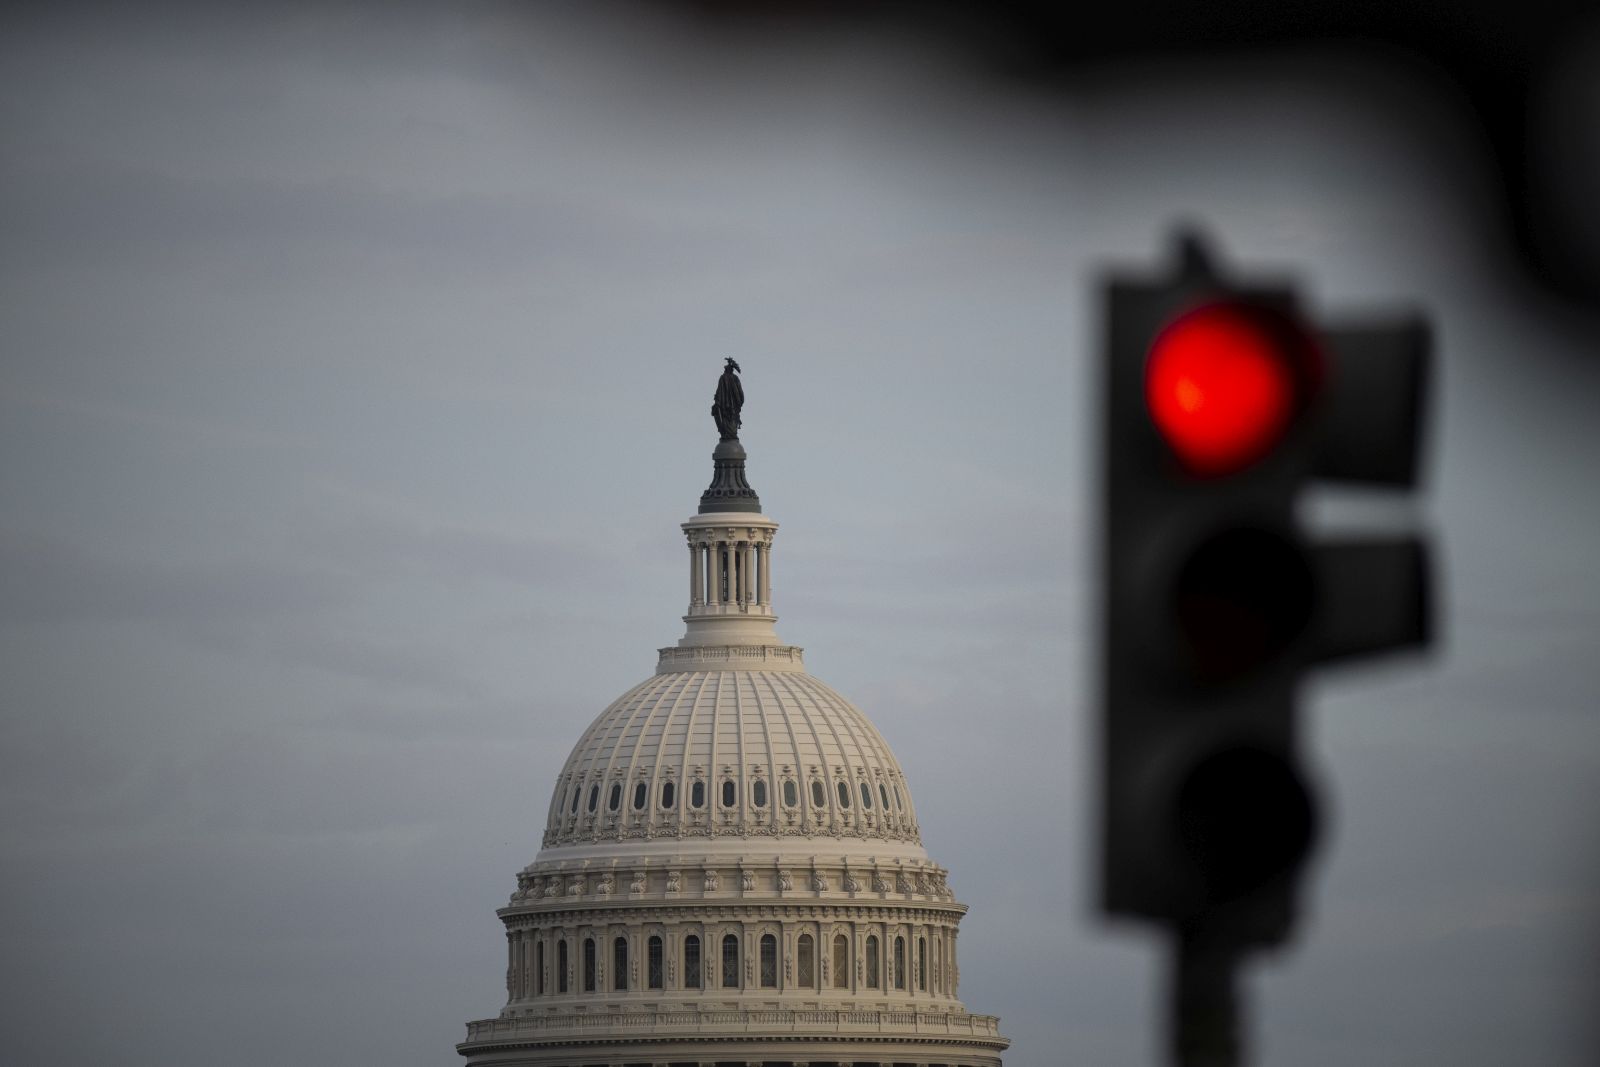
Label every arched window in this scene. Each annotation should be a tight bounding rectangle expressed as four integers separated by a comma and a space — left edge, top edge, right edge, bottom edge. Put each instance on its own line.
783, 780, 799, 807
866, 935, 880, 988
860, 781, 873, 809
632, 781, 648, 810
894, 936, 906, 990
582, 938, 596, 992
721, 779, 737, 808
586, 784, 599, 813
607, 782, 622, 812
810, 780, 826, 807
648, 935, 663, 989
613, 936, 628, 990
690, 779, 705, 809
721, 934, 740, 988
661, 780, 676, 810
836, 780, 851, 809
752, 779, 768, 808
558, 939, 569, 993
879, 783, 890, 810
894, 784, 904, 811
918, 936, 927, 991
832, 933, 849, 988
535, 940, 545, 996
568, 783, 580, 814
797, 933, 815, 987
684, 934, 701, 989
760, 933, 777, 987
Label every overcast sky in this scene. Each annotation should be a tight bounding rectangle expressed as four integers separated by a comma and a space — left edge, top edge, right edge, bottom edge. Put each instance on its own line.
2, 4, 1598, 1066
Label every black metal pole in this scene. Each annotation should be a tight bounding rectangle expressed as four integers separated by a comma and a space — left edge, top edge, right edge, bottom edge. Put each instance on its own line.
1171, 923, 1243, 1067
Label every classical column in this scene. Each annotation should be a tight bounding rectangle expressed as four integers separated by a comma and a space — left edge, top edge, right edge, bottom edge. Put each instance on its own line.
950, 927, 959, 996
505, 931, 515, 997
520, 931, 530, 998
758, 540, 771, 606
690, 540, 703, 607
518, 930, 529, 999
741, 540, 754, 605
707, 542, 721, 607
518, 930, 529, 998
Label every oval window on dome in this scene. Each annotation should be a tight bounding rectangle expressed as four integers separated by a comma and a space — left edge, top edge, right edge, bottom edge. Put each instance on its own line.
608, 783, 622, 812
860, 781, 872, 809
879, 783, 890, 811
810, 780, 826, 808
721, 780, 736, 808
836, 780, 851, 809
568, 783, 580, 814
633, 782, 648, 811
783, 780, 798, 807
894, 784, 904, 811
690, 780, 705, 809
587, 784, 599, 813
752, 779, 768, 808
661, 780, 676, 810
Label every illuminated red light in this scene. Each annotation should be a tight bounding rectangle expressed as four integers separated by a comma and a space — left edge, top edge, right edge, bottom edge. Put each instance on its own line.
1145, 303, 1316, 477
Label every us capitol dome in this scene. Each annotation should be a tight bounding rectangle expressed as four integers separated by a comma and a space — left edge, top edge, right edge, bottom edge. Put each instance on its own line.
457, 362, 1009, 1067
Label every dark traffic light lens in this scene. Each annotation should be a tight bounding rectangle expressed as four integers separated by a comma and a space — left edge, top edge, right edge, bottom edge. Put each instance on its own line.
1174, 527, 1314, 682
1177, 747, 1317, 901
1146, 302, 1319, 477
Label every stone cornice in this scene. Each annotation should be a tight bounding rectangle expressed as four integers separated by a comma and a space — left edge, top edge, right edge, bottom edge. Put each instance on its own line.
496, 899, 970, 925
459, 1007, 1009, 1051
506, 856, 954, 910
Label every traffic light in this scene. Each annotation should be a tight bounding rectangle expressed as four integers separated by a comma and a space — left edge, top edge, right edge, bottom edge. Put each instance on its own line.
1099, 232, 1432, 1062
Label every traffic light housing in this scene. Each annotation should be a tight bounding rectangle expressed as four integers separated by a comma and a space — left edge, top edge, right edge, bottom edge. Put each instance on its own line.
1099, 233, 1432, 950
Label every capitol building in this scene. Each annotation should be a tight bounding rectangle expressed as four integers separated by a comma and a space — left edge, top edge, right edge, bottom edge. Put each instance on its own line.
456, 365, 1009, 1066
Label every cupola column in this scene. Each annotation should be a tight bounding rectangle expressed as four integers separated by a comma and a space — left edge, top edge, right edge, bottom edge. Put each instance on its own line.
741, 539, 755, 606
707, 541, 721, 608
690, 541, 703, 607
758, 540, 771, 607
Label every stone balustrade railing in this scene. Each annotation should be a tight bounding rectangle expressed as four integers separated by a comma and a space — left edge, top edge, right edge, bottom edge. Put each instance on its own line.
655, 644, 805, 673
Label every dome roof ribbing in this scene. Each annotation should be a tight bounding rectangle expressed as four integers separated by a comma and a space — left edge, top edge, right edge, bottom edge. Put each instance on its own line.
542, 669, 920, 851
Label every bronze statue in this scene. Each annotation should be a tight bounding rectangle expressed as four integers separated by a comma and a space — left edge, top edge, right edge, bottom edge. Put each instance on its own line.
711, 358, 743, 439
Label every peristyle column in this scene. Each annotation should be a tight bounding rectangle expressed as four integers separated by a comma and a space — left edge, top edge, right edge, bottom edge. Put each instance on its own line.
741, 540, 754, 605
689, 540, 703, 607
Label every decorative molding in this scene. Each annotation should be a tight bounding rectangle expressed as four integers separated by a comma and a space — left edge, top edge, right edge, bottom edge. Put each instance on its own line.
461, 1004, 997, 1047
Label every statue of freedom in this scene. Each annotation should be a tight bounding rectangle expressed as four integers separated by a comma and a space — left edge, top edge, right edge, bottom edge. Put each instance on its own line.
711, 358, 743, 440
